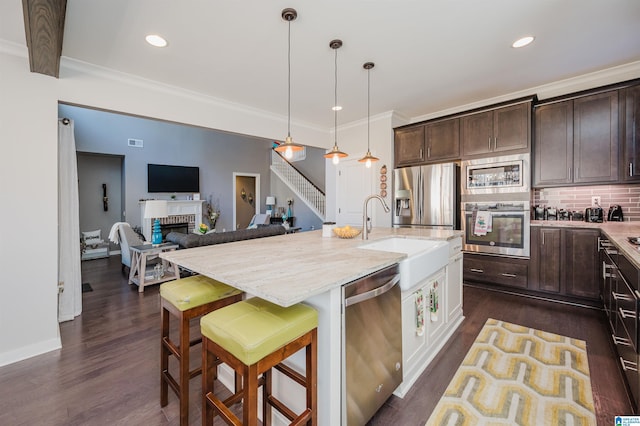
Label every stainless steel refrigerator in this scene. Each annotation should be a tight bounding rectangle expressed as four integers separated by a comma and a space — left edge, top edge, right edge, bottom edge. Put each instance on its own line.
392, 163, 460, 229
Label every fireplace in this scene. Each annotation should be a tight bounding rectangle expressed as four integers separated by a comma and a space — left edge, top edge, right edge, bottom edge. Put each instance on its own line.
140, 200, 203, 241
161, 222, 188, 241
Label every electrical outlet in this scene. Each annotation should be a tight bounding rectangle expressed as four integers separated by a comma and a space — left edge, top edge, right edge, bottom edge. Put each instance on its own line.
591, 196, 601, 207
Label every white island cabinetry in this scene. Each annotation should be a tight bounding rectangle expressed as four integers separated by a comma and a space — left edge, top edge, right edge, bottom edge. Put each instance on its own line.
396, 237, 464, 398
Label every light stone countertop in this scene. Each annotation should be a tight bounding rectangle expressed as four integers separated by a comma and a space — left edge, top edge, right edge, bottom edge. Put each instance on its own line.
160, 228, 463, 307
531, 220, 640, 269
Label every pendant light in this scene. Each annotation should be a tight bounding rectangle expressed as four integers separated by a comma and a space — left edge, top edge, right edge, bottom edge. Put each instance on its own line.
274, 8, 304, 160
324, 39, 348, 165
358, 62, 379, 168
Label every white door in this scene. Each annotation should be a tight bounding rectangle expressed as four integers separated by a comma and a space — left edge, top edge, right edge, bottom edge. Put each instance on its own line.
336, 159, 374, 226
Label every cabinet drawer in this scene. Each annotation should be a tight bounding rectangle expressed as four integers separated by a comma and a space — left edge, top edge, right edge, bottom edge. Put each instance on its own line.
464, 255, 528, 289
613, 320, 640, 404
614, 278, 638, 349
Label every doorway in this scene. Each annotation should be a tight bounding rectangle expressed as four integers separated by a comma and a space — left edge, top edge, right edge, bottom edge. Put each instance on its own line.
77, 152, 124, 253
233, 173, 260, 229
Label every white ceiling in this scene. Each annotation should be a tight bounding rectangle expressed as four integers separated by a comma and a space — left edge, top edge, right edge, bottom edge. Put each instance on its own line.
2, 0, 640, 130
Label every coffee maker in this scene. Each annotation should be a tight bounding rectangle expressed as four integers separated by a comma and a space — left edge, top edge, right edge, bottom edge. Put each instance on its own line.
608, 205, 624, 222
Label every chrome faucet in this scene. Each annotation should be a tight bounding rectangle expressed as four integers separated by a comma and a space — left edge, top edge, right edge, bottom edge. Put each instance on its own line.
362, 194, 390, 240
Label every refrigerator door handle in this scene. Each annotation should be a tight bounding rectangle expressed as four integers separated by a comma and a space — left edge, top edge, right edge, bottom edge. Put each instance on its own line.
418, 170, 423, 221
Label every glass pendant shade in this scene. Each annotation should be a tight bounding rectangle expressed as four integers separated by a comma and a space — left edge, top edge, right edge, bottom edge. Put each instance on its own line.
358, 150, 380, 168
325, 143, 348, 165
275, 135, 303, 159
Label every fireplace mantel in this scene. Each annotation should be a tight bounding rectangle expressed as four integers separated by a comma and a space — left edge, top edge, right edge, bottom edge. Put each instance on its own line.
140, 200, 205, 241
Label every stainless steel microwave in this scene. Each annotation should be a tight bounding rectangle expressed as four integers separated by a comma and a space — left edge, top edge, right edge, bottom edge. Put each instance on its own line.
461, 153, 530, 196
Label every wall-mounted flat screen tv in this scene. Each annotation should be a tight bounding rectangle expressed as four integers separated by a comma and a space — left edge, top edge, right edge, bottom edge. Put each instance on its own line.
147, 164, 200, 193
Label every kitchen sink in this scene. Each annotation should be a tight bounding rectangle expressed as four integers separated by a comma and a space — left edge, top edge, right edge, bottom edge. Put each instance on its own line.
358, 237, 449, 291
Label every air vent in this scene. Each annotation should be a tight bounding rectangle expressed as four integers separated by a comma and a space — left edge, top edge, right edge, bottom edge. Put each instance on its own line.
128, 138, 143, 148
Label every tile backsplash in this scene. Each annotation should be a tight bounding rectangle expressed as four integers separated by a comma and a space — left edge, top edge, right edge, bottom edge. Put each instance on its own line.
533, 183, 640, 222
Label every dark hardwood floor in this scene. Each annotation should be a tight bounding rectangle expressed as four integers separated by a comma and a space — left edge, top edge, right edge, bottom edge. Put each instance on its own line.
0, 256, 632, 425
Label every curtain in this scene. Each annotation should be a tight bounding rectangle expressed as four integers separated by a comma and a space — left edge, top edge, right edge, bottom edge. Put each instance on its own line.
58, 118, 82, 322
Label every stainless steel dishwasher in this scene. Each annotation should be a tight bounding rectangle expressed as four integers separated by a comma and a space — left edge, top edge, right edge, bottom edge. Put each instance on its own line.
342, 264, 402, 425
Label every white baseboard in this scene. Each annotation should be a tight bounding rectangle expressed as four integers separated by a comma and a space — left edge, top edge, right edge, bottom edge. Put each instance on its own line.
0, 337, 62, 367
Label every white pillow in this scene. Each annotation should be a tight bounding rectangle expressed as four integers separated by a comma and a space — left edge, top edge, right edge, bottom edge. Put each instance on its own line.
82, 229, 101, 241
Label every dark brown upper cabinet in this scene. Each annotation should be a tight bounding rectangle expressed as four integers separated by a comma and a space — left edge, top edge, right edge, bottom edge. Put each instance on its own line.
461, 102, 531, 159
425, 118, 460, 163
573, 91, 619, 183
394, 125, 425, 167
395, 118, 461, 168
622, 85, 640, 181
533, 90, 619, 187
534, 101, 573, 186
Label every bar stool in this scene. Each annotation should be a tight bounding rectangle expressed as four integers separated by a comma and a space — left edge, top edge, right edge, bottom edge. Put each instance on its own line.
200, 297, 318, 426
160, 275, 243, 426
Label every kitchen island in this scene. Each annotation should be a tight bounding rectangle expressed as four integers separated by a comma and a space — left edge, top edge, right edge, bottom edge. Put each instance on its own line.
161, 227, 463, 425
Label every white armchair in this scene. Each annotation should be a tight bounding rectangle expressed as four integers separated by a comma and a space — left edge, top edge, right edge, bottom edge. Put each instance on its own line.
107, 222, 149, 273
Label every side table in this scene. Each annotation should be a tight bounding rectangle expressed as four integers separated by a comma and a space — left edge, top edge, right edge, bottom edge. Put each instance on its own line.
129, 243, 179, 293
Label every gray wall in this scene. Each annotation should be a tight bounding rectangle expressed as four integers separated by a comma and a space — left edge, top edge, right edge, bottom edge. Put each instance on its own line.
59, 104, 273, 233
59, 103, 327, 233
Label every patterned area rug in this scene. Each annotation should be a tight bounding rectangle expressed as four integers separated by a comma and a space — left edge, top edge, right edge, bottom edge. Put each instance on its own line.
426, 318, 596, 425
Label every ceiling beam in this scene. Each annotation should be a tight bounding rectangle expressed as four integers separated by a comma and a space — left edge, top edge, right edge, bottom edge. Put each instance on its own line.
22, 0, 67, 78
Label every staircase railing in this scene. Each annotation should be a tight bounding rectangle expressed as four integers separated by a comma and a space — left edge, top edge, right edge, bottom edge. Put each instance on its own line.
270, 150, 325, 220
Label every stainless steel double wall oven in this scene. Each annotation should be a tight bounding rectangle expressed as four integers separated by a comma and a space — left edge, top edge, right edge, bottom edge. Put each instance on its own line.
461, 154, 531, 258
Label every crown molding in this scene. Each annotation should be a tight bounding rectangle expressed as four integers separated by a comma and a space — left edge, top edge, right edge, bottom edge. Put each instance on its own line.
411, 60, 640, 123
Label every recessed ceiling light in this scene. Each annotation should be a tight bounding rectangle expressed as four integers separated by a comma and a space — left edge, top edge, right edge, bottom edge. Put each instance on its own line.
332, 105, 342, 111
512, 36, 534, 48
145, 34, 168, 48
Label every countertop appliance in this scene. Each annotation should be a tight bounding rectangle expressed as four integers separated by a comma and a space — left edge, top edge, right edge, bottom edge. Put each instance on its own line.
342, 264, 402, 425
585, 207, 604, 223
608, 205, 624, 221
392, 163, 460, 229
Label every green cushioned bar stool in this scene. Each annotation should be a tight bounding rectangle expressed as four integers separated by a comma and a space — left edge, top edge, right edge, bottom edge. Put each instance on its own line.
160, 275, 243, 426
201, 297, 318, 426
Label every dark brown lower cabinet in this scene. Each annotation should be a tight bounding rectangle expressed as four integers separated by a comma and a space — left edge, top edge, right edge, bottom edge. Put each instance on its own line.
529, 226, 600, 301
463, 253, 528, 289
529, 227, 562, 293
564, 228, 601, 299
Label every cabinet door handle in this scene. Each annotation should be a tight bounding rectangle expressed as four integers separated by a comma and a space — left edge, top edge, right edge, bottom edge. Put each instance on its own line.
427, 147, 431, 158
620, 356, 638, 372
613, 333, 632, 346
612, 292, 632, 302
494, 137, 497, 150
618, 307, 637, 319
500, 273, 517, 278
568, 167, 572, 180
470, 268, 484, 273
488, 136, 492, 151
630, 162, 634, 177
542, 232, 545, 245
419, 148, 423, 159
